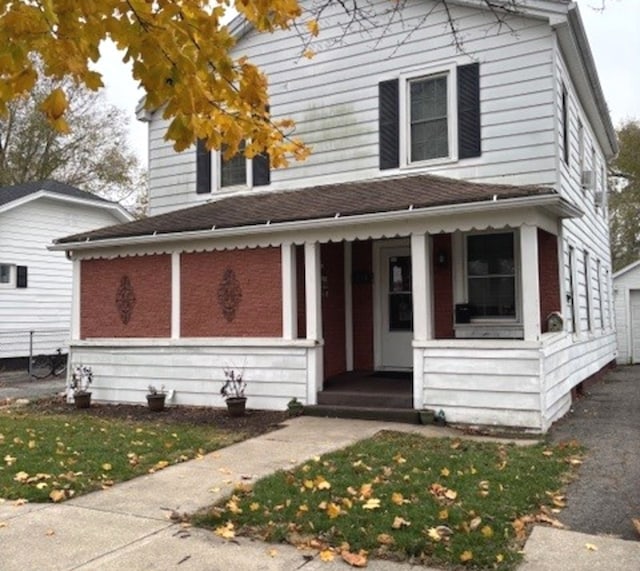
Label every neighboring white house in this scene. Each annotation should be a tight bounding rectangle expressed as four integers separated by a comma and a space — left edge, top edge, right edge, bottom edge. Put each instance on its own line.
0, 181, 132, 364
53, 0, 618, 432
613, 261, 640, 365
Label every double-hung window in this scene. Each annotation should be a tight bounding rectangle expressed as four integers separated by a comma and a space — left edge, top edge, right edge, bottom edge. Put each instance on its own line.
466, 233, 516, 319
378, 61, 480, 170
221, 143, 247, 188
409, 74, 449, 162
0, 263, 12, 286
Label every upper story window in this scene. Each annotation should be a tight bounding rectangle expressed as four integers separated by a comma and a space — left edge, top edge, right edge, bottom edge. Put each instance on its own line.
378, 62, 480, 170
221, 143, 247, 188
196, 140, 270, 194
466, 232, 516, 319
409, 74, 449, 162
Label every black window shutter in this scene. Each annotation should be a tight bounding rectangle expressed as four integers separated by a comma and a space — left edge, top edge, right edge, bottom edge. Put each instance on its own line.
16, 266, 27, 288
253, 153, 271, 186
379, 79, 399, 170
196, 139, 212, 194
457, 63, 481, 159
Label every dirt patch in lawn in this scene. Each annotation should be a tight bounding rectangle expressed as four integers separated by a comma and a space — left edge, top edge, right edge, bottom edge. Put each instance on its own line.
25, 395, 290, 438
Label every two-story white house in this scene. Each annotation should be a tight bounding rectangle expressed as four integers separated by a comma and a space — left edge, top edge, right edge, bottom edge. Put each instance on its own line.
52, 0, 617, 432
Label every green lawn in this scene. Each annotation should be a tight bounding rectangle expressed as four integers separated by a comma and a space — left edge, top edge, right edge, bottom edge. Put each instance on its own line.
0, 408, 248, 503
194, 431, 582, 570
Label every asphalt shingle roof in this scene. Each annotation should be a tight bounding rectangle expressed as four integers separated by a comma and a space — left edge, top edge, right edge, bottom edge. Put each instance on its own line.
0, 180, 111, 208
55, 173, 557, 245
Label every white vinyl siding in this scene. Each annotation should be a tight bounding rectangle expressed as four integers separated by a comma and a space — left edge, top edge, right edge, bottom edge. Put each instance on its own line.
146, 0, 559, 215
0, 199, 126, 359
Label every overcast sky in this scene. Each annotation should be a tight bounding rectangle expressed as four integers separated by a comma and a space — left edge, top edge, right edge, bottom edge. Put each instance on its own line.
96, 0, 640, 168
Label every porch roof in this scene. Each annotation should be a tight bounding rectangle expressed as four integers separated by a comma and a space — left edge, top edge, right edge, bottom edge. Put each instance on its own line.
54, 173, 572, 248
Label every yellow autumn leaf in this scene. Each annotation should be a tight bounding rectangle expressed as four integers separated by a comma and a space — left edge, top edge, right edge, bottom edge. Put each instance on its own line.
440, 467, 450, 477
359, 483, 373, 498
36, 482, 48, 490
481, 525, 494, 538
377, 533, 395, 545
149, 460, 169, 472
14, 471, 29, 483
40, 88, 67, 121
362, 498, 381, 510
427, 527, 442, 541
327, 502, 341, 519
101, 463, 112, 471
306, 19, 320, 37
319, 549, 334, 562
391, 492, 404, 505
439, 509, 449, 520
469, 516, 482, 531
28, 440, 36, 449
393, 453, 407, 464
0, 522, 7, 528
303, 49, 315, 59
496, 553, 504, 563
214, 522, 235, 539
267, 548, 278, 557
249, 502, 260, 511
49, 489, 66, 503
460, 550, 473, 562
585, 543, 598, 551
304, 479, 315, 489
444, 489, 457, 500
315, 476, 331, 490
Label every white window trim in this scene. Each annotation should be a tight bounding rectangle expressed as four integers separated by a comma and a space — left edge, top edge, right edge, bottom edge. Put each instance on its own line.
398, 62, 458, 168
0, 263, 15, 288
461, 230, 522, 325
213, 150, 253, 192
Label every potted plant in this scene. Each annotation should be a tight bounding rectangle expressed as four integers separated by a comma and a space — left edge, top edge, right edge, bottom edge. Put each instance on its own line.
418, 408, 435, 425
220, 368, 247, 417
146, 384, 166, 412
287, 397, 304, 417
70, 365, 93, 409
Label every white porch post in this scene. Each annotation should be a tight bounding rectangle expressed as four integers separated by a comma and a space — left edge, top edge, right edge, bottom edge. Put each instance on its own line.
305, 241, 323, 403
344, 242, 354, 370
281, 243, 298, 340
171, 252, 181, 339
70, 259, 81, 341
520, 224, 541, 341
411, 232, 432, 410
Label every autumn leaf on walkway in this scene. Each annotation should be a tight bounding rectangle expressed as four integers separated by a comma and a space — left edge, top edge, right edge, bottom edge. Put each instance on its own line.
214, 522, 235, 539
319, 549, 334, 562
633, 518, 640, 537
341, 549, 368, 568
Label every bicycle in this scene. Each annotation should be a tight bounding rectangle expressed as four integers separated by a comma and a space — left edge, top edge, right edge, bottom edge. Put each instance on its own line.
30, 348, 67, 379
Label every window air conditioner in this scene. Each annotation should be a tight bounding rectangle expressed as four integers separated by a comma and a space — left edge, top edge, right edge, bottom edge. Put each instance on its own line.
581, 170, 594, 190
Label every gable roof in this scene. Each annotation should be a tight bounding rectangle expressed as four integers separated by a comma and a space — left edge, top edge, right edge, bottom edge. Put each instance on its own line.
0, 180, 132, 222
54, 173, 578, 249
613, 260, 640, 281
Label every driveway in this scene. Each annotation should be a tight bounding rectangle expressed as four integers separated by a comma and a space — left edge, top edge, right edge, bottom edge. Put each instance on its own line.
0, 369, 66, 402
549, 365, 640, 540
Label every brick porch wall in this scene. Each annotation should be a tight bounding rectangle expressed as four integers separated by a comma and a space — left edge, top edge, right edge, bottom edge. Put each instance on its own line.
322, 243, 346, 378
433, 234, 454, 339
352, 240, 374, 370
80, 255, 171, 338
538, 229, 561, 332
181, 247, 282, 337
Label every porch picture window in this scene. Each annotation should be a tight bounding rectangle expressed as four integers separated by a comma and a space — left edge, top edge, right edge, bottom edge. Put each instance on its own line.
409, 75, 448, 162
466, 233, 515, 318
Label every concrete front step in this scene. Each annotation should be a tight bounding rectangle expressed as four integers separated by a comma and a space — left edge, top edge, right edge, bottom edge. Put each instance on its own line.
304, 404, 421, 424
316, 391, 413, 409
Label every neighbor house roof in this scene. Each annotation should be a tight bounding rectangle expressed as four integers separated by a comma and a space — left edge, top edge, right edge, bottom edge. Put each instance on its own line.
54, 173, 575, 248
0, 180, 132, 222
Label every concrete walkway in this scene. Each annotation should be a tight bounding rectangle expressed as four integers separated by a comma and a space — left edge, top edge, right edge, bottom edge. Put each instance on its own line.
1, 416, 639, 570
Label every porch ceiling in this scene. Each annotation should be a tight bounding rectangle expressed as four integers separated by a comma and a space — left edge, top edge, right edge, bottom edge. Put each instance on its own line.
54, 173, 575, 249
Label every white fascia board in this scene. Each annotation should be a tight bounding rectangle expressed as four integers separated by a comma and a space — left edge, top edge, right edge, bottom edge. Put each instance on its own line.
0, 190, 133, 222
613, 260, 640, 281
50, 194, 581, 253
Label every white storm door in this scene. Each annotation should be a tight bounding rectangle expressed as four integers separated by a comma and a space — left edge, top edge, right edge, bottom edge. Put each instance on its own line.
380, 247, 413, 369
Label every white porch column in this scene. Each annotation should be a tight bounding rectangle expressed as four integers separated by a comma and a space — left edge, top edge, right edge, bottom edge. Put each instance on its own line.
520, 224, 541, 341
171, 252, 181, 339
305, 241, 323, 403
281, 243, 298, 340
411, 232, 433, 341
70, 259, 81, 341
344, 242, 354, 370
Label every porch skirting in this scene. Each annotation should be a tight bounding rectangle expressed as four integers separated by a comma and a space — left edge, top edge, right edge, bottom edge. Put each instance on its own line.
69, 330, 616, 433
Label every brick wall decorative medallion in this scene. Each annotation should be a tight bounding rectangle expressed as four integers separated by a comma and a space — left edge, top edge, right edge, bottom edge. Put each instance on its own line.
115, 275, 136, 324
217, 268, 242, 322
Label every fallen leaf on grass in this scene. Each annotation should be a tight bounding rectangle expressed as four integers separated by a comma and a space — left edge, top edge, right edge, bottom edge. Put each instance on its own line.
391, 516, 411, 529
377, 533, 395, 545
49, 490, 66, 503
341, 550, 368, 568
460, 550, 473, 562
391, 492, 405, 505
362, 498, 381, 510
101, 463, 112, 471
149, 460, 169, 473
